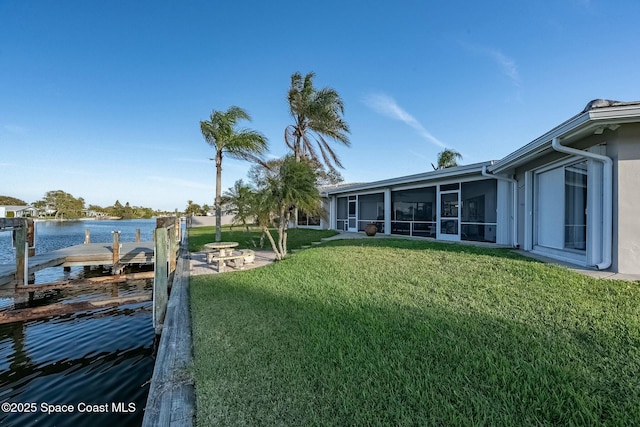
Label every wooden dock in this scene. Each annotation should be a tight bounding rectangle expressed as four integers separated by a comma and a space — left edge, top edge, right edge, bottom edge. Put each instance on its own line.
0, 217, 181, 329
0, 242, 155, 287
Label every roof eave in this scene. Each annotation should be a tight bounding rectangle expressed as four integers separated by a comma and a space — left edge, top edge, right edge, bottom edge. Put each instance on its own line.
489, 103, 640, 174
326, 161, 494, 195
489, 112, 591, 174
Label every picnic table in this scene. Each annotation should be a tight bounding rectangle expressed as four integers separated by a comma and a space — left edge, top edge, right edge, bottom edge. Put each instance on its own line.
203, 242, 254, 272
203, 242, 239, 257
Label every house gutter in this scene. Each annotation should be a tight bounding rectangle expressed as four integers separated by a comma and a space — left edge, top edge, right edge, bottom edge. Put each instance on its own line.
551, 137, 612, 270
481, 166, 518, 248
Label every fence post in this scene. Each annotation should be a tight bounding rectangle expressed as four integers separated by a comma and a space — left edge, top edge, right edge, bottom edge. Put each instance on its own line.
84, 229, 91, 244
136, 228, 141, 243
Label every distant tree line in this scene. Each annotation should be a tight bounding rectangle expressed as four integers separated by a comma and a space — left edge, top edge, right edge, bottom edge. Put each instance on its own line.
184, 200, 211, 217
0, 190, 168, 219
0, 195, 28, 205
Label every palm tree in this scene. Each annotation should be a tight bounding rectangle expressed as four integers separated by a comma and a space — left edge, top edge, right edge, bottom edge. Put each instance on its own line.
223, 179, 254, 231
200, 106, 268, 242
252, 156, 322, 260
285, 72, 350, 173
431, 148, 463, 170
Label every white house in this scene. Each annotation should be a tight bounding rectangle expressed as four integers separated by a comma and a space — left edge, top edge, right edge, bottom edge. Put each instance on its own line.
0, 205, 38, 218
322, 100, 640, 275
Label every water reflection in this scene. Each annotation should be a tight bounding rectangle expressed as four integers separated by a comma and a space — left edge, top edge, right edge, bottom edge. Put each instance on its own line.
0, 220, 157, 426
0, 303, 154, 426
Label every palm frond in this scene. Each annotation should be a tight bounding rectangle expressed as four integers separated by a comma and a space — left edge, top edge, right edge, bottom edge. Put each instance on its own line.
285, 71, 351, 171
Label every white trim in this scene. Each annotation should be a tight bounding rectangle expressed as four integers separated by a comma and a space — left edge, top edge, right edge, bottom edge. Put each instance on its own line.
586, 145, 605, 265
326, 162, 494, 195
383, 188, 391, 235
531, 247, 587, 266
524, 171, 533, 250
533, 155, 583, 174
390, 174, 495, 192
490, 102, 640, 174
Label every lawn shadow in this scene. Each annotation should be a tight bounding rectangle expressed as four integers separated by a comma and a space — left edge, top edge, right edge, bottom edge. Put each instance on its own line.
191, 271, 637, 426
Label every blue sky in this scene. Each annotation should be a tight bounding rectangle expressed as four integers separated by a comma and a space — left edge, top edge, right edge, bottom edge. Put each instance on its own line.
1, 0, 639, 211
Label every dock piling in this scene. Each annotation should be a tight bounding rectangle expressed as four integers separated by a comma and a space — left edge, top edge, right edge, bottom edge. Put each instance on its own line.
111, 231, 122, 274
14, 224, 27, 288
153, 226, 169, 334
27, 220, 35, 257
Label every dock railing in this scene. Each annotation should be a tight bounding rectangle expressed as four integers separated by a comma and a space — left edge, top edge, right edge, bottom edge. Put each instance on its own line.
143, 218, 194, 427
153, 216, 181, 334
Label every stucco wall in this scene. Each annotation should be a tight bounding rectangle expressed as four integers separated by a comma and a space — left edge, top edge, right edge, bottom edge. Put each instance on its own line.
611, 124, 640, 273
188, 214, 236, 227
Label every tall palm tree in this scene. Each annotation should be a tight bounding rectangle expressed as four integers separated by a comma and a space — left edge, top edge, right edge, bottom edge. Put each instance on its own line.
200, 106, 268, 242
285, 72, 350, 173
431, 148, 463, 170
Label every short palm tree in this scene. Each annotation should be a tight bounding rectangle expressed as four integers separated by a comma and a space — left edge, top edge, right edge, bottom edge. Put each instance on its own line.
252, 156, 321, 260
223, 179, 254, 231
200, 106, 268, 242
431, 148, 463, 170
285, 72, 350, 173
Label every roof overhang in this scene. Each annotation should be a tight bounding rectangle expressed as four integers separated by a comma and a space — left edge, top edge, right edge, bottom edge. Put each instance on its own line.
325, 161, 495, 196
489, 101, 640, 174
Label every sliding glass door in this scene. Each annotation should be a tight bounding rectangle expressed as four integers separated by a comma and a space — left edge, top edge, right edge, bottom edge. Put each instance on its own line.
535, 160, 588, 253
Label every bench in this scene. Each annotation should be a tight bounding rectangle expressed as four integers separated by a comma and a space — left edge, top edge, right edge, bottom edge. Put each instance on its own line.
205, 250, 255, 273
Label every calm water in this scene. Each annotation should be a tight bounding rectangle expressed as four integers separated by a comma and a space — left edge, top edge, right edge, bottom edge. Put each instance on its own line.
0, 220, 157, 426
0, 218, 156, 264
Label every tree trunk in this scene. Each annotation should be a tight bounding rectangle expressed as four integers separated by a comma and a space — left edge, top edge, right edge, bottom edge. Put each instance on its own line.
277, 206, 286, 256
283, 210, 290, 257
291, 134, 302, 229
215, 150, 223, 242
262, 226, 282, 260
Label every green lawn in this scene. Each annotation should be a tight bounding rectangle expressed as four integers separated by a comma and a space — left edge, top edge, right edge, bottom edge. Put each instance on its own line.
190, 238, 640, 426
187, 225, 338, 252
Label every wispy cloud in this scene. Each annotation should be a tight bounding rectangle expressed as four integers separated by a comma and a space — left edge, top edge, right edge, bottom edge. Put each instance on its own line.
363, 94, 447, 148
462, 43, 521, 87
2, 124, 27, 134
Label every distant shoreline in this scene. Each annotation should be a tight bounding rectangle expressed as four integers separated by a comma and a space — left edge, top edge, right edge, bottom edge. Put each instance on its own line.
34, 216, 124, 222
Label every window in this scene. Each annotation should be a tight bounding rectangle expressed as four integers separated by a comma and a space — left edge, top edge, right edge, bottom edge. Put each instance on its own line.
564, 162, 587, 250
297, 210, 321, 226
535, 160, 588, 252
357, 193, 384, 231
461, 180, 497, 243
336, 197, 348, 230
391, 187, 436, 237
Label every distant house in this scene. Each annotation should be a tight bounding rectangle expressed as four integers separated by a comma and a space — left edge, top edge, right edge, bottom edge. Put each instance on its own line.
321, 99, 640, 275
0, 205, 38, 218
